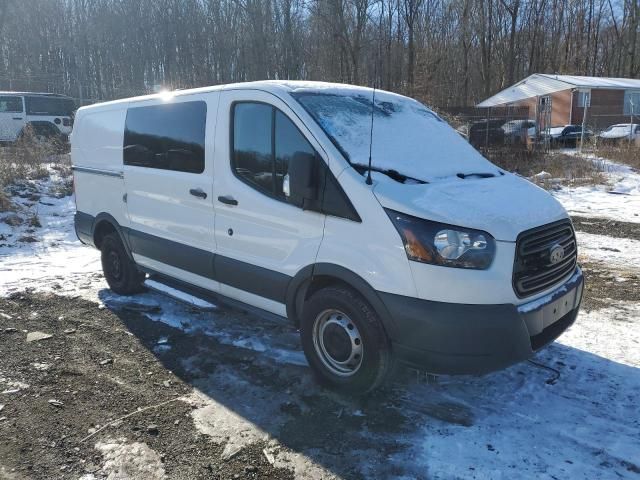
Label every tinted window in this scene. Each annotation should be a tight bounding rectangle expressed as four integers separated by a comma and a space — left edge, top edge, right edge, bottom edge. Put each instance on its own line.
0, 96, 23, 113
233, 103, 273, 193
275, 110, 316, 197
124, 101, 206, 174
25, 96, 74, 116
232, 102, 317, 200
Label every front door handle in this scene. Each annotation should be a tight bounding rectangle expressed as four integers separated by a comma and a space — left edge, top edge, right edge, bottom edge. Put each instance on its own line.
218, 195, 238, 206
12, 117, 22, 120
189, 188, 207, 199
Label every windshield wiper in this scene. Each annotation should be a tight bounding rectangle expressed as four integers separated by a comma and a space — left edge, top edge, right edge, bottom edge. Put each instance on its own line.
354, 165, 427, 184
457, 171, 504, 179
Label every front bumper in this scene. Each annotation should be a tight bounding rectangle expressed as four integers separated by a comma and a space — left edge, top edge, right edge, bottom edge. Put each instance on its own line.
381, 267, 584, 375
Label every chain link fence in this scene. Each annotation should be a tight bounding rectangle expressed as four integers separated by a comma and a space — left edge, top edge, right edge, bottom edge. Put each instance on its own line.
439, 105, 534, 152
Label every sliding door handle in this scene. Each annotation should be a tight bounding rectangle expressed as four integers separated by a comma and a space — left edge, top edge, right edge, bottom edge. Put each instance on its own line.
218, 195, 238, 206
189, 188, 207, 199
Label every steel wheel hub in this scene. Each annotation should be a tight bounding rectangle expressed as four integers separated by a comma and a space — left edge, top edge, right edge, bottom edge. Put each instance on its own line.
312, 309, 363, 377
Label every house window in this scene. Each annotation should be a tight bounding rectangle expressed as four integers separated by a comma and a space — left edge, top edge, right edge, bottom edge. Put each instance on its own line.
624, 91, 640, 115
576, 91, 591, 108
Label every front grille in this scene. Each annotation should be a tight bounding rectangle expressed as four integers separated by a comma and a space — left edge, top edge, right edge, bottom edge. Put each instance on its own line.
513, 220, 577, 298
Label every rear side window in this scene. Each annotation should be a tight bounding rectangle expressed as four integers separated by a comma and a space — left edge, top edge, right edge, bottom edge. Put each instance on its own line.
25, 96, 74, 116
0, 96, 23, 113
232, 102, 316, 199
124, 101, 206, 174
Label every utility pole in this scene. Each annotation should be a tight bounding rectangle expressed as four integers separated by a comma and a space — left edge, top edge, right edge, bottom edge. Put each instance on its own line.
579, 90, 590, 154
630, 99, 635, 145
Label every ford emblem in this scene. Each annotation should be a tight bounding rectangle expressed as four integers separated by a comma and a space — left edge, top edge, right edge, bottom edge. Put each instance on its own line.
549, 244, 565, 264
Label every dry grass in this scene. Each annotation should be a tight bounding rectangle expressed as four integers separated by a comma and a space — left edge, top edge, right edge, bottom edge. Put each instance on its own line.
485, 147, 607, 189
0, 128, 70, 211
0, 190, 12, 212
591, 143, 640, 170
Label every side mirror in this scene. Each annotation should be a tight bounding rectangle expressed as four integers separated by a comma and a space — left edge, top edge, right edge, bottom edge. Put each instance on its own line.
285, 151, 318, 208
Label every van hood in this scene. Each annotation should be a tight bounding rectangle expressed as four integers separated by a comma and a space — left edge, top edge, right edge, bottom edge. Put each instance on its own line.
373, 173, 568, 242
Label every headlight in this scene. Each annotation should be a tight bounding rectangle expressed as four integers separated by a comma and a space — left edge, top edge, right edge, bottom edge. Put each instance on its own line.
385, 209, 495, 269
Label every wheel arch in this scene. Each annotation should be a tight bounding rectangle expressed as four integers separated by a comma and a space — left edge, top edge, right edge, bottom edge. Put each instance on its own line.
92, 213, 133, 259
286, 263, 399, 341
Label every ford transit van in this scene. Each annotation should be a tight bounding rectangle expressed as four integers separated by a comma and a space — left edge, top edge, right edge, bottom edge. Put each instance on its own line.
71, 81, 583, 393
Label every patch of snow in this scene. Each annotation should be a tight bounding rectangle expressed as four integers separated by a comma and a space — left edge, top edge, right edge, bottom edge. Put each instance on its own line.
576, 232, 640, 268
0, 173, 102, 298
144, 279, 217, 310
95, 438, 166, 480
533, 170, 552, 179
553, 154, 640, 223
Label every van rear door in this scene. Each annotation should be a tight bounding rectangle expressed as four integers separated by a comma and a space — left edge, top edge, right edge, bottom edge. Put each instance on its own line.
212, 89, 326, 314
123, 94, 219, 290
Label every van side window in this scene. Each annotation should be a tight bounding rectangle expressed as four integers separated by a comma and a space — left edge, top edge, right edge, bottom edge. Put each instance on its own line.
232, 102, 317, 201
124, 101, 206, 174
275, 110, 316, 197
0, 96, 23, 113
232, 103, 273, 193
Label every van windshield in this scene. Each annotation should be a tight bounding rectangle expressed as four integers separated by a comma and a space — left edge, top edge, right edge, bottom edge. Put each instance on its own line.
291, 89, 494, 182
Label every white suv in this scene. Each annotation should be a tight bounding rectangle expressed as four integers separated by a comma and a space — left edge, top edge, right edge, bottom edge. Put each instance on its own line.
71, 81, 584, 393
0, 92, 74, 143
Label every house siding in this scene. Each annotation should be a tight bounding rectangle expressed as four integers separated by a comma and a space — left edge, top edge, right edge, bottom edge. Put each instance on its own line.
496, 88, 632, 130
571, 89, 627, 129
507, 89, 572, 126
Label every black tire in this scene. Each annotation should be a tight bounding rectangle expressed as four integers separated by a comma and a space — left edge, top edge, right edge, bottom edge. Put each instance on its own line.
100, 233, 145, 295
300, 286, 394, 394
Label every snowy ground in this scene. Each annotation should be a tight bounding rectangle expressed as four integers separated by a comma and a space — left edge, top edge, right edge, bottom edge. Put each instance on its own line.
1, 159, 639, 479
551, 152, 640, 223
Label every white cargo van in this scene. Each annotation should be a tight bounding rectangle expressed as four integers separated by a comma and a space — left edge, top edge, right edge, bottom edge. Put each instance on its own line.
0, 92, 74, 143
71, 81, 583, 393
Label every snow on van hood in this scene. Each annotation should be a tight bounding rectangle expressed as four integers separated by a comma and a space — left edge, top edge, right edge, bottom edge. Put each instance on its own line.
373, 173, 569, 241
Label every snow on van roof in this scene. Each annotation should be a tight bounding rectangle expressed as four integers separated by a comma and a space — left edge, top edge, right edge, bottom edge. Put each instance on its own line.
75, 81, 383, 113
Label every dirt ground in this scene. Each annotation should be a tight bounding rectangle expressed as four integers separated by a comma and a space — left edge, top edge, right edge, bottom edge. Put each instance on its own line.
1, 248, 638, 479
572, 216, 640, 242
0, 293, 296, 480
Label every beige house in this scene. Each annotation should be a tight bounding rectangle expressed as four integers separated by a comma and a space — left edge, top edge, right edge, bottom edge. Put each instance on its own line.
478, 74, 640, 129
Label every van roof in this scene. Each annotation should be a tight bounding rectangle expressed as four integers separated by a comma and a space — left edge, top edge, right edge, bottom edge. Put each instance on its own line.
76, 80, 392, 113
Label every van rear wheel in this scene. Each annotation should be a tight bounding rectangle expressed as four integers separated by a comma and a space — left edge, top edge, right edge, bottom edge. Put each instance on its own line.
100, 233, 145, 295
300, 286, 394, 394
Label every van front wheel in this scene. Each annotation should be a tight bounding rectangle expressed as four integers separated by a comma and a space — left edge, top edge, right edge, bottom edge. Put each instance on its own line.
100, 233, 145, 295
300, 286, 393, 394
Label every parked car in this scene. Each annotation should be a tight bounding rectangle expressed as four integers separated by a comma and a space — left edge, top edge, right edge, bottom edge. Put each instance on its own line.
0, 92, 74, 144
598, 123, 640, 144
501, 119, 537, 144
72, 81, 583, 393
468, 119, 506, 147
541, 125, 592, 147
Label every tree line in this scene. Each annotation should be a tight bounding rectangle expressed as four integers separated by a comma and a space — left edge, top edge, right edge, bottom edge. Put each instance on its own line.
0, 0, 638, 108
